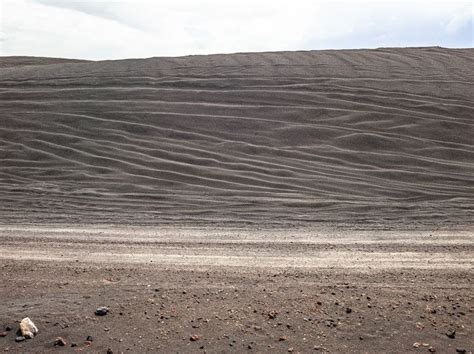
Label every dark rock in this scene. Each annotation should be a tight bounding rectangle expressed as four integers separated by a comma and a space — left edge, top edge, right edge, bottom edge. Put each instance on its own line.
267, 310, 278, 319
15, 336, 25, 342
279, 336, 287, 341
107, 349, 113, 354
455, 349, 466, 353
86, 335, 94, 342
5, 326, 12, 332
446, 329, 456, 339
0, 332, 7, 337
346, 307, 353, 314
54, 337, 66, 346
71, 343, 78, 347
95, 307, 109, 316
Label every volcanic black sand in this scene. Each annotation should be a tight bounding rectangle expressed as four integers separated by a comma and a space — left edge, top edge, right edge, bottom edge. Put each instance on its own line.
0, 48, 473, 353
1, 47, 473, 227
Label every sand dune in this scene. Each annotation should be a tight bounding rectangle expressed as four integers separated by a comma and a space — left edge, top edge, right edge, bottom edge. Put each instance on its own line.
0, 47, 473, 227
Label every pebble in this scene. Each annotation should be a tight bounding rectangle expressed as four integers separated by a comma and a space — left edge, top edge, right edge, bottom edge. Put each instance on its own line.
0, 332, 7, 338
54, 337, 66, 347
86, 335, 94, 342
107, 349, 113, 354
445, 329, 456, 339
95, 307, 109, 316
279, 336, 287, 341
15, 336, 25, 343
455, 349, 466, 354
5, 327, 12, 332
19, 318, 38, 338
71, 343, 78, 347
190, 335, 199, 341
428, 347, 436, 352
268, 311, 278, 319
346, 307, 353, 314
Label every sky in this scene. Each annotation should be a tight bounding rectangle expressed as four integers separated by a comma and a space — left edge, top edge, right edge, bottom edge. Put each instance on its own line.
0, 0, 472, 60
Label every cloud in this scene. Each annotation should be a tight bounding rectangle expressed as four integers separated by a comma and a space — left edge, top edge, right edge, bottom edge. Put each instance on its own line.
445, 6, 473, 35
0, 0, 472, 60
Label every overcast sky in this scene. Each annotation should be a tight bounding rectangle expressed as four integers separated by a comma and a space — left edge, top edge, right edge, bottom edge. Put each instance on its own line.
0, 0, 472, 60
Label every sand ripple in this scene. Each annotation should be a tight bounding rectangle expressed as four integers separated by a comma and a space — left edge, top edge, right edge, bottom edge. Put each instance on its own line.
0, 48, 473, 227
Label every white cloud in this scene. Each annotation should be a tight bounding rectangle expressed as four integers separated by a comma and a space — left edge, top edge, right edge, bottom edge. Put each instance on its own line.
0, 0, 472, 60
445, 6, 473, 35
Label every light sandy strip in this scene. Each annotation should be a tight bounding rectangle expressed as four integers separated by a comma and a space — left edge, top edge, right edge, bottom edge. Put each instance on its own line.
0, 248, 472, 269
0, 226, 472, 245
0, 226, 472, 270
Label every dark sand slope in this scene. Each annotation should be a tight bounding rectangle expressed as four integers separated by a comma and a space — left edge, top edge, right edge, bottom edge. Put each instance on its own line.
0, 47, 473, 227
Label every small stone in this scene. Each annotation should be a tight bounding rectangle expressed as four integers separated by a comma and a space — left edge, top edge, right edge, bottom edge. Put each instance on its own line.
95, 307, 109, 316
428, 347, 436, 352
248, 344, 252, 349
19, 318, 38, 338
71, 343, 77, 347
86, 335, 94, 342
455, 349, 466, 354
107, 349, 113, 354
279, 336, 287, 341
54, 337, 66, 346
288, 348, 294, 353
15, 336, 25, 343
190, 335, 199, 341
268, 310, 278, 319
346, 308, 352, 314
5, 326, 12, 332
445, 329, 456, 339
0, 332, 7, 338
413, 342, 421, 348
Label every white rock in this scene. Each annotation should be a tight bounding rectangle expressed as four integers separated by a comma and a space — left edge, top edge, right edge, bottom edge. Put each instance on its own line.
20, 317, 38, 338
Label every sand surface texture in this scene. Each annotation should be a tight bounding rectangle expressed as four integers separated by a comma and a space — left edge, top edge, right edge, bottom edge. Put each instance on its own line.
0, 226, 473, 353
1, 47, 473, 227
0, 48, 473, 352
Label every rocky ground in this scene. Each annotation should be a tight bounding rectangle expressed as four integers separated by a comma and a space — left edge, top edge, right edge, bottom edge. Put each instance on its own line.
0, 226, 473, 353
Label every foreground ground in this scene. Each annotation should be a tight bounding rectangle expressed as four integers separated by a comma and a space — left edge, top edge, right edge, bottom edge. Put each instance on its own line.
0, 226, 472, 353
